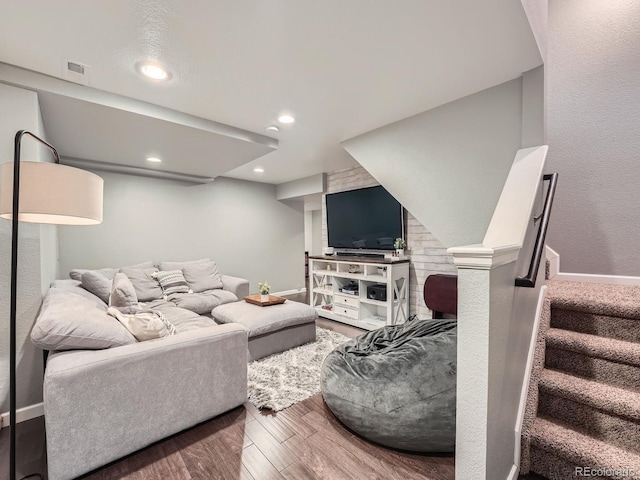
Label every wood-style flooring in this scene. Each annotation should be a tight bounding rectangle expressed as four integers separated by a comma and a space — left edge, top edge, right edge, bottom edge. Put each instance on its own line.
83, 394, 454, 480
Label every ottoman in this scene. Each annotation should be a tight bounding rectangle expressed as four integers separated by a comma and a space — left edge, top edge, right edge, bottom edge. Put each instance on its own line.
212, 300, 317, 361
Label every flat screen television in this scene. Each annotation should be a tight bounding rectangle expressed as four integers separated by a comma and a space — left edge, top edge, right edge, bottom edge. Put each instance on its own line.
326, 185, 404, 251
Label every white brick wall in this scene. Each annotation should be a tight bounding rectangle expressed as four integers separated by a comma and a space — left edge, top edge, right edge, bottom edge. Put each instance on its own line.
323, 164, 456, 318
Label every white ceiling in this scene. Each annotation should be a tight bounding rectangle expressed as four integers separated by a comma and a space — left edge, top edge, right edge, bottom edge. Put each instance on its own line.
0, 0, 541, 185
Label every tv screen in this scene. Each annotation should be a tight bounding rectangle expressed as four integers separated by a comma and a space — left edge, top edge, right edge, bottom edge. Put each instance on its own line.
326, 185, 403, 250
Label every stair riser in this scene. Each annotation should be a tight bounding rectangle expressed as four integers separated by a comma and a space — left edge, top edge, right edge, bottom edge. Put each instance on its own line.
539, 393, 640, 454
546, 348, 640, 392
551, 308, 640, 343
530, 446, 607, 480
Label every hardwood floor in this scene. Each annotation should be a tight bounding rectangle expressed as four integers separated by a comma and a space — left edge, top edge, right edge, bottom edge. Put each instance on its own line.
82, 394, 454, 480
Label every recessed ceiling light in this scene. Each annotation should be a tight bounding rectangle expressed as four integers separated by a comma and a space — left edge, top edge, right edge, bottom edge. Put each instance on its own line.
137, 61, 171, 81
266, 125, 279, 133
253, 167, 265, 173
277, 114, 295, 124
146, 156, 162, 163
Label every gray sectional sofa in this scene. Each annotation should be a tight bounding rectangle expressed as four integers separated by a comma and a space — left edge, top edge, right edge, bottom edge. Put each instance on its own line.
31, 259, 251, 480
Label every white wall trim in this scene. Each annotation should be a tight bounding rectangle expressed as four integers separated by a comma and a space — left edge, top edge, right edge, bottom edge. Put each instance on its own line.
448, 244, 521, 270
555, 272, 640, 286
512, 284, 547, 478
545, 246, 559, 279
1, 402, 44, 428
273, 287, 307, 297
506, 464, 519, 480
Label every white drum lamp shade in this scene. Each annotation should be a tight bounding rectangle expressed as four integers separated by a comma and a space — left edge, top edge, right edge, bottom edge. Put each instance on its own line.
0, 161, 103, 224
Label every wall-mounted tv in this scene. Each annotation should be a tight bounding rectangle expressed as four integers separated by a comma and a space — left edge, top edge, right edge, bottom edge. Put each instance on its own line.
326, 185, 404, 251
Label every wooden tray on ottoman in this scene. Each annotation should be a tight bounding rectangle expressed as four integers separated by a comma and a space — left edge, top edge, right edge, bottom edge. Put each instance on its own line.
244, 295, 287, 307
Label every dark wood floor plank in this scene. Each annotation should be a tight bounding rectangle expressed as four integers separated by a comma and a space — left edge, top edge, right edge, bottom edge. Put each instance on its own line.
244, 420, 298, 471
284, 431, 370, 480
177, 433, 244, 480
84, 438, 190, 480
271, 405, 317, 440
301, 409, 454, 480
245, 408, 297, 443
241, 444, 284, 480
281, 461, 318, 480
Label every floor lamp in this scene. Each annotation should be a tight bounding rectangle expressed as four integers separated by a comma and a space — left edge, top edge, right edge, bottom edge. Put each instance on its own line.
0, 130, 103, 480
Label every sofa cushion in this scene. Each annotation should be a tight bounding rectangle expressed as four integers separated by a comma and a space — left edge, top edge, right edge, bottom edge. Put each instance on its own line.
153, 270, 192, 297
119, 267, 162, 302
151, 303, 218, 332
31, 288, 137, 351
70, 267, 118, 282
159, 258, 211, 271
80, 270, 112, 304
109, 273, 139, 308
169, 289, 238, 315
182, 261, 223, 292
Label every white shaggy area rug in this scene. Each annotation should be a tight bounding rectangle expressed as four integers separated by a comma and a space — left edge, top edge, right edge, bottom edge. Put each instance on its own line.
247, 327, 351, 411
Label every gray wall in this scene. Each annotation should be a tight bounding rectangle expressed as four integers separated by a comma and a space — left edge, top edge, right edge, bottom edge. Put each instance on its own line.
58, 172, 305, 293
342, 77, 524, 248
0, 84, 53, 413
311, 210, 322, 256
546, 0, 640, 275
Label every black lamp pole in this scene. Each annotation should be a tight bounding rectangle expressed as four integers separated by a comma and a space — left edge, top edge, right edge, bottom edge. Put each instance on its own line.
9, 130, 60, 480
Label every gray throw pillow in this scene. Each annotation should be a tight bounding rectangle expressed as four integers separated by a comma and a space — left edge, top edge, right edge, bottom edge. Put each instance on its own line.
31, 288, 136, 351
109, 273, 139, 308
159, 258, 211, 272
119, 267, 163, 302
70, 267, 118, 282
182, 261, 223, 292
152, 270, 192, 297
80, 271, 113, 304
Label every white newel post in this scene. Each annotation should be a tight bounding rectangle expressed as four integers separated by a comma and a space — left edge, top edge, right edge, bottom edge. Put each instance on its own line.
448, 244, 521, 480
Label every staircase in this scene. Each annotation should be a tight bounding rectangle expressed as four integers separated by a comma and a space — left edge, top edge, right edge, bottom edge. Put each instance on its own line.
521, 280, 640, 479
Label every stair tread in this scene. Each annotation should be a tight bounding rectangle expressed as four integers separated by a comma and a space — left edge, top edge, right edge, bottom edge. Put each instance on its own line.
546, 328, 640, 367
531, 417, 640, 473
548, 280, 640, 320
540, 369, 640, 421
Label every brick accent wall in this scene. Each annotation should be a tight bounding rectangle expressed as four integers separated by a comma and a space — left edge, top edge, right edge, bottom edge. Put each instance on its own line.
323, 164, 456, 318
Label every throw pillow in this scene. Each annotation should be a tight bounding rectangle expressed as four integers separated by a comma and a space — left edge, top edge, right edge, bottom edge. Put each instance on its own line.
119, 267, 163, 302
159, 257, 211, 272
70, 267, 118, 282
152, 270, 192, 297
80, 271, 113, 304
182, 261, 223, 292
109, 273, 139, 308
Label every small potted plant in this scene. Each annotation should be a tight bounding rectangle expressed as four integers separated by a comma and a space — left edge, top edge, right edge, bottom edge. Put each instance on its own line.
394, 238, 407, 257
258, 281, 271, 302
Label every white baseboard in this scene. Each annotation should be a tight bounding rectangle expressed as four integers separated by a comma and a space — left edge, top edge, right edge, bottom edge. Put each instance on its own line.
273, 287, 307, 297
555, 272, 640, 286
0, 402, 44, 428
513, 284, 547, 476
506, 464, 519, 480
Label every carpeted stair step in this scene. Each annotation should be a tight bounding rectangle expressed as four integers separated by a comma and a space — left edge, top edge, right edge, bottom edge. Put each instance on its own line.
548, 280, 640, 320
545, 328, 640, 391
538, 391, 640, 454
539, 369, 640, 423
551, 308, 640, 343
530, 418, 640, 480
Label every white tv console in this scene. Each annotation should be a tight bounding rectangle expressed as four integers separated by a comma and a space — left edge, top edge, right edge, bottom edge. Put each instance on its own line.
308, 255, 410, 330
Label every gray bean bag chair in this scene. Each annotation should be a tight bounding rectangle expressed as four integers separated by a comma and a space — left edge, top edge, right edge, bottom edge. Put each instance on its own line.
321, 318, 457, 452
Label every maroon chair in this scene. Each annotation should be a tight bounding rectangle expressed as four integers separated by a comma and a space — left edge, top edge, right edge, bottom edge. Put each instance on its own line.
423, 274, 458, 318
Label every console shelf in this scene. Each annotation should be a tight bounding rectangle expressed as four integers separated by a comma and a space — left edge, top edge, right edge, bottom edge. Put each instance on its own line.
309, 255, 410, 331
